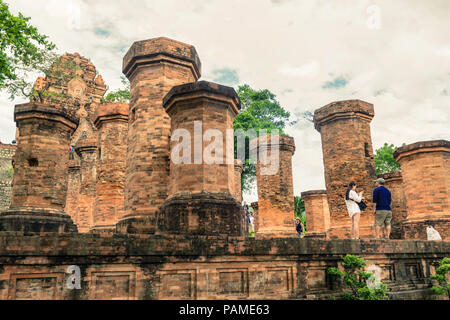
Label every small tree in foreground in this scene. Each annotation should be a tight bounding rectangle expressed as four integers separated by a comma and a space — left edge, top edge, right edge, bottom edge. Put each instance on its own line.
430, 257, 450, 299
327, 254, 390, 300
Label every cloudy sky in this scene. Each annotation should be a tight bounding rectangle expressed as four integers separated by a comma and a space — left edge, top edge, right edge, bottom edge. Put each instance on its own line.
1, 0, 449, 202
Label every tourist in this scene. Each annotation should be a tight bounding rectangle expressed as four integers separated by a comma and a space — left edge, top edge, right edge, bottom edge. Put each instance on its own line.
426, 225, 442, 241
344, 181, 364, 239
372, 178, 392, 239
295, 217, 304, 238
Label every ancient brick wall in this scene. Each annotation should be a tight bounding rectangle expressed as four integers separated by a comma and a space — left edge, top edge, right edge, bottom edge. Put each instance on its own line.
0, 234, 447, 300
0, 143, 16, 211
394, 140, 450, 240
233, 159, 243, 203
314, 100, 377, 239
301, 190, 330, 238
93, 103, 129, 231
379, 171, 407, 239
251, 135, 297, 238
66, 156, 81, 227
119, 37, 201, 234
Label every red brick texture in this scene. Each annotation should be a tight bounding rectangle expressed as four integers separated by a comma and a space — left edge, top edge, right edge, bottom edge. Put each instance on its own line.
394, 140, 450, 240
314, 100, 377, 239
93, 103, 129, 231
118, 37, 201, 234
301, 190, 330, 239
251, 135, 298, 238
157, 81, 243, 236
233, 159, 243, 203
75, 138, 97, 233
66, 157, 81, 227
0, 103, 78, 232
378, 171, 407, 239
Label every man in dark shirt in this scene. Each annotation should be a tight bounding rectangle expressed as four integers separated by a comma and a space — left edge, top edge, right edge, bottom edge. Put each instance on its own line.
372, 178, 392, 239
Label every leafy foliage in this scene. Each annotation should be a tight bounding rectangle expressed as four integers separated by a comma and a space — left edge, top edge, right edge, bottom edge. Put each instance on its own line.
294, 196, 306, 230
0, 0, 57, 99
327, 254, 390, 300
374, 143, 402, 175
102, 76, 130, 103
234, 84, 295, 192
430, 257, 450, 298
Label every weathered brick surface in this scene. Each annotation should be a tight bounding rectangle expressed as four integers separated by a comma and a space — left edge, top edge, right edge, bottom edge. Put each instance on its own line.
0, 233, 447, 300
251, 135, 297, 238
93, 103, 129, 231
119, 37, 201, 234
157, 81, 243, 236
0, 143, 16, 211
301, 190, 330, 238
314, 100, 377, 239
394, 140, 450, 240
66, 156, 81, 227
251, 201, 259, 233
233, 159, 243, 203
379, 171, 407, 239
0, 103, 78, 232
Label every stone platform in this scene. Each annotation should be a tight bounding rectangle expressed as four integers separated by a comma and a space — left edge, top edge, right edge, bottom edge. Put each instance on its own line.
0, 233, 447, 300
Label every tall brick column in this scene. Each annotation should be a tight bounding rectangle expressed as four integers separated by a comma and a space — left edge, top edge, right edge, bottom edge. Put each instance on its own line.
0, 103, 77, 232
301, 190, 330, 239
75, 138, 97, 233
66, 156, 81, 227
157, 81, 243, 235
250, 135, 297, 238
117, 37, 201, 234
394, 140, 450, 240
251, 201, 259, 234
234, 159, 243, 203
92, 102, 128, 231
378, 171, 407, 239
314, 100, 377, 239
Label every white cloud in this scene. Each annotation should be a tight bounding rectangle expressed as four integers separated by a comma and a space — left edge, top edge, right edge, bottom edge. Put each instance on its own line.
1, 0, 449, 202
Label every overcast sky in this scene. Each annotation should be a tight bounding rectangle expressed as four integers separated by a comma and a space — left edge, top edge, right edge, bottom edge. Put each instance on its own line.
1, 0, 449, 202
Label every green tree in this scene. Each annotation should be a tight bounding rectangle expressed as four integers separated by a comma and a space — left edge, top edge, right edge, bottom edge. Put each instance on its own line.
102, 76, 130, 103
374, 143, 402, 175
327, 254, 390, 300
294, 196, 306, 230
0, 0, 57, 99
234, 84, 295, 192
430, 257, 450, 299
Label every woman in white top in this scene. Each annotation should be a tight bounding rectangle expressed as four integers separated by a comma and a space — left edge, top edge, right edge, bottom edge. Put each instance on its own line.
344, 181, 364, 239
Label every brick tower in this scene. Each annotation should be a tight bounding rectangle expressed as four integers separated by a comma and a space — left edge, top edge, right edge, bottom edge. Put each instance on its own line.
301, 190, 330, 239
92, 102, 129, 231
314, 100, 377, 239
394, 140, 450, 240
75, 138, 97, 232
157, 81, 243, 235
251, 134, 298, 238
117, 37, 201, 234
0, 103, 78, 232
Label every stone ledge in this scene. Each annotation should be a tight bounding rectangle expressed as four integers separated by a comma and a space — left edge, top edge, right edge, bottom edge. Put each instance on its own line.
394, 139, 450, 161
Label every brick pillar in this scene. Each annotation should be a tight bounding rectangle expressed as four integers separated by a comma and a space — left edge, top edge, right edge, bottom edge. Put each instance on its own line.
394, 140, 450, 240
66, 156, 81, 226
234, 159, 243, 203
314, 100, 376, 239
0, 103, 78, 232
378, 171, 407, 239
251, 201, 259, 234
251, 134, 297, 238
75, 138, 96, 233
117, 37, 201, 234
301, 190, 330, 239
157, 81, 243, 235
92, 102, 128, 231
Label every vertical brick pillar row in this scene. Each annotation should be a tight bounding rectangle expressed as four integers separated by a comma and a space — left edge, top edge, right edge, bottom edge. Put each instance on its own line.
0, 103, 78, 232
117, 37, 201, 234
301, 190, 330, 239
234, 159, 243, 203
